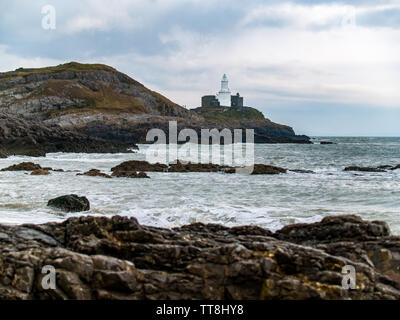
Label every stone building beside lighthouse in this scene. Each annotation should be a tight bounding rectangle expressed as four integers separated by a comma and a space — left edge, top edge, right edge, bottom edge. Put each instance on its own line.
201, 74, 244, 107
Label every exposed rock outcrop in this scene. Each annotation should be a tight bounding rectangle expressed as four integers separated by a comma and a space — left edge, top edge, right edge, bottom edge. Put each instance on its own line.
111, 160, 287, 175
1, 162, 42, 171
77, 169, 112, 179
47, 194, 90, 212
0, 113, 133, 157
31, 169, 51, 175
344, 164, 400, 173
344, 166, 386, 173
111, 160, 168, 173
111, 170, 150, 178
289, 169, 315, 174
250, 164, 287, 175
1, 215, 400, 299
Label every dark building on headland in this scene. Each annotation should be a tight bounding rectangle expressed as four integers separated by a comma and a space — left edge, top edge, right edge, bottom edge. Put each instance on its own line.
231, 93, 244, 107
201, 95, 220, 107
201, 74, 244, 108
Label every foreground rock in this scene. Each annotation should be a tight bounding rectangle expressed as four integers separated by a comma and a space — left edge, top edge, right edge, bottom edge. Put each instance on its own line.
1, 215, 400, 299
47, 194, 90, 212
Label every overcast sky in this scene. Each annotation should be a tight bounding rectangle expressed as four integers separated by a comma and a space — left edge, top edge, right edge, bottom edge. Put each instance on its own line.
1, 0, 400, 136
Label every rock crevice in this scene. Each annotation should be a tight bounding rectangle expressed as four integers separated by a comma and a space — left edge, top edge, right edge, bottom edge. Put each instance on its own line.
1, 215, 400, 300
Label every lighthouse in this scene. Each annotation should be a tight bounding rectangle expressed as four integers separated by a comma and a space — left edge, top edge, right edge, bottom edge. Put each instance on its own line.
200, 74, 244, 108
216, 74, 231, 106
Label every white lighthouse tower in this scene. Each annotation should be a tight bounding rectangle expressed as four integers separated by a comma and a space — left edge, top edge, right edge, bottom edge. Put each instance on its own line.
216, 74, 231, 106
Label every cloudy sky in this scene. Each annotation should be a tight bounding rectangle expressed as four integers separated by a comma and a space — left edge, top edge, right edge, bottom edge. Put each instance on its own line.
1, 0, 400, 136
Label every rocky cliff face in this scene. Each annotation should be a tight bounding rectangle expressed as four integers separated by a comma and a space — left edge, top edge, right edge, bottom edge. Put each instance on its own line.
0, 62, 310, 154
0, 113, 132, 156
1, 215, 400, 300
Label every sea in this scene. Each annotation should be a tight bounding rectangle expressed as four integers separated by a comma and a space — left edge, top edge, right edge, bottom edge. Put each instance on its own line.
0, 137, 399, 234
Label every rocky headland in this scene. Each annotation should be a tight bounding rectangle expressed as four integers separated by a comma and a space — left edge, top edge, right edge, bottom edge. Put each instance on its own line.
0, 62, 310, 157
1, 214, 400, 300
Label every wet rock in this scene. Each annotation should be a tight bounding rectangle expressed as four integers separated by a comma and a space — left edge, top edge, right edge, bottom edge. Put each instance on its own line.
343, 164, 400, 172
111, 170, 150, 178
112, 160, 288, 175
1, 162, 42, 171
274, 215, 390, 244
168, 160, 227, 173
1, 215, 400, 300
289, 169, 315, 174
377, 165, 393, 170
344, 166, 385, 173
77, 169, 112, 179
320, 141, 336, 145
47, 194, 90, 212
31, 169, 51, 176
272, 215, 400, 286
111, 160, 167, 173
251, 164, 287, 175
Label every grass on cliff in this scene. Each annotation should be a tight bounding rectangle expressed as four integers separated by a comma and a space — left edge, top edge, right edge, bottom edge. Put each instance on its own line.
3, 62, 117, 78
34, 79, 149, 115
196, 106, 265, 122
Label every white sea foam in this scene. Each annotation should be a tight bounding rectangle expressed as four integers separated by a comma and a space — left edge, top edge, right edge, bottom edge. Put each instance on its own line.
0, 137, 399, 233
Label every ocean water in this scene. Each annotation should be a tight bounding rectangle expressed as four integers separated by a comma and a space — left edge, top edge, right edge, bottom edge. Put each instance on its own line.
0, 137, 399, 233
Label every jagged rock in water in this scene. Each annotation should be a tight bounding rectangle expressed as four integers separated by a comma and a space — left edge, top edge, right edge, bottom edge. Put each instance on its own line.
111, 160, 288, 175
343, 164, 400, 172
289, 169, 315, 174
31, 169, 51, 175
250, 164, 287, 175
1, 162, 42, 171
47, 194, 90, 212
77, 169, 112, 179
344, 166, 386, 173
111, 160, 168, 173
111, 170, 150, 178
1, 215, 400, 299
168, 161, 228, 173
